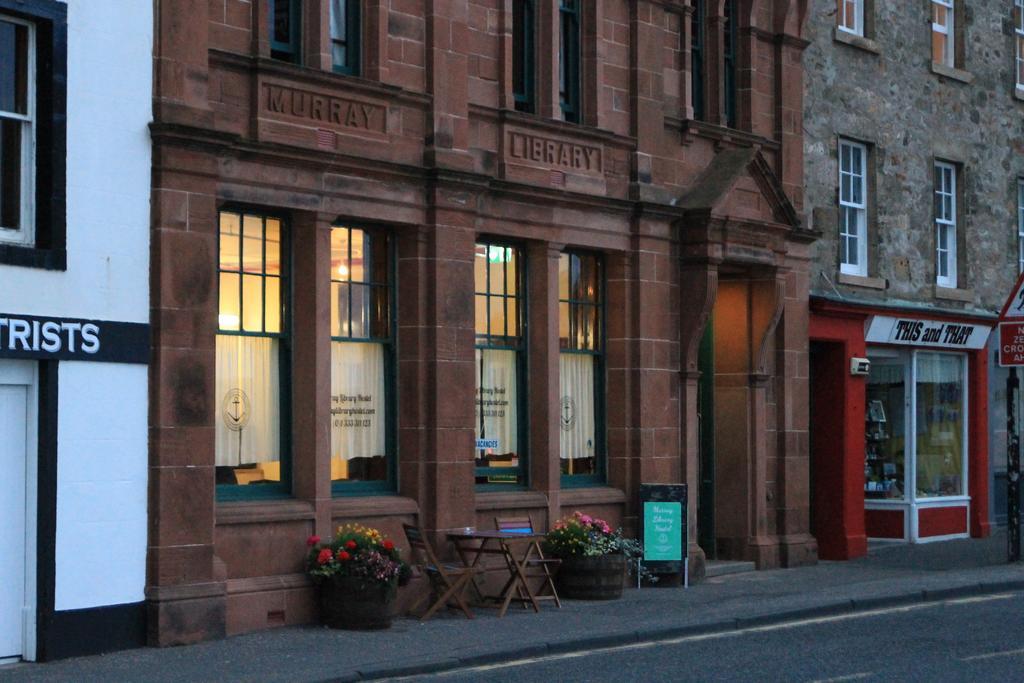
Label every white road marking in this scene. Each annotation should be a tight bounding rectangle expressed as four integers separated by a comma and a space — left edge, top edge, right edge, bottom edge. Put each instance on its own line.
961, 647, 1024, 662
809, 673, 872, 683
389, 593, 1019, 680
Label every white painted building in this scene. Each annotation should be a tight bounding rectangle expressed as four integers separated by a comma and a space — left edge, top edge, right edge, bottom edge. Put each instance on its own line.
0, 0, 151, 662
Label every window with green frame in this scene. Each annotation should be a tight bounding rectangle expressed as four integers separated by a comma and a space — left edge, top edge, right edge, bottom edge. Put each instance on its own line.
330, 0, 361, 75
216, 210, 290, 498
512, 0, 535, 113
269, 0, 300, 63
474, 241, 527, 487
722, 0, 737, 128
690, 0, 705, 121
329, 226, 394, 494
559, 0, 580, 123
559, 251, 604, 484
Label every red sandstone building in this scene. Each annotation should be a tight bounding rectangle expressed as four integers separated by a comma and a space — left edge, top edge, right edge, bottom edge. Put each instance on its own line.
149, 0, 816, 643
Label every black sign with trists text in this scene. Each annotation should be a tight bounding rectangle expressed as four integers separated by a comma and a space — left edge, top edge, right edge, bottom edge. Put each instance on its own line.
0, 312, 149, 364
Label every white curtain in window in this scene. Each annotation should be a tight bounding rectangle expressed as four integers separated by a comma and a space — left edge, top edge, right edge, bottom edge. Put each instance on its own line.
215, 335, 280, 466
331, 341, 386, 460
475, 348, 518, 455
916, 353, 963, 383
559, 353, 595, 460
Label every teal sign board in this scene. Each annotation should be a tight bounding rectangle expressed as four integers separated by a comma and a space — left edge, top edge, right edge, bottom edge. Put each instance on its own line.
639, 483, 687, 575
643, 501, 682, 561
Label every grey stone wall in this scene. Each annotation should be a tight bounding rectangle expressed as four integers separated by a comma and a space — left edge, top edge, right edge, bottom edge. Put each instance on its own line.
804, 0, 1024, 313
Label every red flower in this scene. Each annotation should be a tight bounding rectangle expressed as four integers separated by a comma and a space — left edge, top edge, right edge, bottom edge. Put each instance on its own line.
345, 540, 357, 550
316, 548, 333, 565
338, 550, 351, 561
382, 540, 394, 551
307, 535, 321, 547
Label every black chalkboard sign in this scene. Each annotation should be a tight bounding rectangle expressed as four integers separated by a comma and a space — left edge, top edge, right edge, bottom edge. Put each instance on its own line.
639, 483, 688, 576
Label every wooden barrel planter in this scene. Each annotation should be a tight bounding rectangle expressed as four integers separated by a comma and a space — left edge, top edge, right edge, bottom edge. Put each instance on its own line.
555, 554, 625, 600
319, 577, 397, 630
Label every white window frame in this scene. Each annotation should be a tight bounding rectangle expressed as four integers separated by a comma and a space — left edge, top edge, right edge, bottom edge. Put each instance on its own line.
837, 0, 864, 37
0, 14, 36, 246
934, 161, 957, 289
1018, 179, 1024, 273
1015, 0, 1024, 90
838, 139, 868, 276
931, 0, 955, 67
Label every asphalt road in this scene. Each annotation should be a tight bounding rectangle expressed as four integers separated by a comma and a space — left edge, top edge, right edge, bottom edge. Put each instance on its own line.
405, 591, 1024, 682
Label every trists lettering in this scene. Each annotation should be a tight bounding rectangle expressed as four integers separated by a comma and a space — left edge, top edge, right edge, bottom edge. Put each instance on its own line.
0, 317, 101, 354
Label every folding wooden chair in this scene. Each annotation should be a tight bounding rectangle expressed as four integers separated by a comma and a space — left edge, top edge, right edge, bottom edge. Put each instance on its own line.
494, 516, 561, 609
403, 523, 477, 621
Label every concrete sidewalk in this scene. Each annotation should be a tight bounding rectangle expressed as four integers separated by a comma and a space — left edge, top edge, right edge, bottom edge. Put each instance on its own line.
2, 533, 1022, 683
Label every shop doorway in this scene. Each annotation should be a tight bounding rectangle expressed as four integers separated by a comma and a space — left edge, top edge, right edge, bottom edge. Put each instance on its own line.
0, 360, 37, 662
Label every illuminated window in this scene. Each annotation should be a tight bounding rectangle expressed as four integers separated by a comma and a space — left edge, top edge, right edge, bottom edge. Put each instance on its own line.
723, 0, 737, 128
838, 140, 867, 276
931, 0, 954, 68
513, 0, 536, 113
559, 0, 580, 123
837, 0, 864, 36
270, 0, 300, 63
691, 0, 704, 120
474, 241, 526, 486
0, 15, 33, 244
1018, 180, 1023, 273
331, 0, 360, 75
216, 211, 288, 495
1015, 0, 1024, 89
559, 251, 604, 483
329, 226, 393, 491
934, 162, 957, 289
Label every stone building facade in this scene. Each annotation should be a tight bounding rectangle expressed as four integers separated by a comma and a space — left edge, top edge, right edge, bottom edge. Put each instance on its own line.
805, 0, 1024, 557
149, 0, 817, 644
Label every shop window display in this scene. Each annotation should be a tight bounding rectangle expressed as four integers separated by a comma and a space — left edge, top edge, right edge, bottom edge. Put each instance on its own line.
915, 353, 964, 497
330, 227, 392, 487
559, 251, 603, 480
864, 350, 967, 501
474, 242, 525, 485
215, 211, 288, 491
865, 359, 905, 499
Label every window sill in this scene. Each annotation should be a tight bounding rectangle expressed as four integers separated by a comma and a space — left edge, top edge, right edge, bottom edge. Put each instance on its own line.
475, 489, 549, 511
216, 499, 315, 525
330, 494, 418, 517
0, 243, 66, 271
930, 62, 974, 84
1015, 87, 1024, 102
934, 285, 973, 303
837, 272, 886, 290
832, 27, 881, 55
560, 486, 627, 507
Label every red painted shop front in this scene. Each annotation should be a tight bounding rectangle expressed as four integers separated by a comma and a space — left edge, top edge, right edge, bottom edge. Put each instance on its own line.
809, 299, 992, 560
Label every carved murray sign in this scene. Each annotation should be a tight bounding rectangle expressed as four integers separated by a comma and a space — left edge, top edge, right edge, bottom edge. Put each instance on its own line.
263, 84, 386, 135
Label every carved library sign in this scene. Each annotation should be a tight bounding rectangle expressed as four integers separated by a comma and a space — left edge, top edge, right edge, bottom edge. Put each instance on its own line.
506, 130, 602, 174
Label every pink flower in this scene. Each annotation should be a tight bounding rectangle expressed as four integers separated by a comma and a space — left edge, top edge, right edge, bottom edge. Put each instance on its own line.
307, 535, 321, 547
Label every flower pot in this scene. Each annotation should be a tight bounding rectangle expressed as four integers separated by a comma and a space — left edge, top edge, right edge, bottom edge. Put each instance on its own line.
319, 576, 397, 630
555, 554, 625, 600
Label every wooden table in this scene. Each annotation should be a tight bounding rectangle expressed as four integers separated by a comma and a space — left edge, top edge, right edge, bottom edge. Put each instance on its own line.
447, 530, 543, 617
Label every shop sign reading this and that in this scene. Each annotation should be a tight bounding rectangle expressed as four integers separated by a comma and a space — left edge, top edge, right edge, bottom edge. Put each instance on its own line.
864, 316, 990, 350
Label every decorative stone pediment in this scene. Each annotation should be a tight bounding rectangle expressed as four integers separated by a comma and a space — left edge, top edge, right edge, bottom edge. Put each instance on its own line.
678, 147, 800, 231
